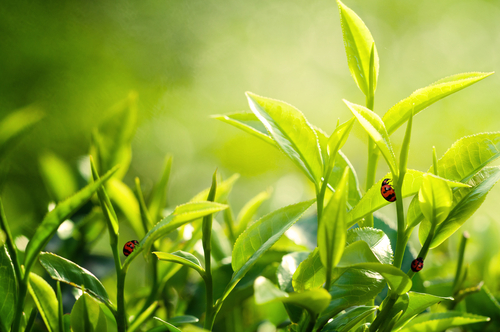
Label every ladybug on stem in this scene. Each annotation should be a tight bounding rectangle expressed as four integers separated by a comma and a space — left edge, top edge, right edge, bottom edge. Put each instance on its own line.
381, 178, 396, 202
411, 257, 424, 272
123, 240, 139, 257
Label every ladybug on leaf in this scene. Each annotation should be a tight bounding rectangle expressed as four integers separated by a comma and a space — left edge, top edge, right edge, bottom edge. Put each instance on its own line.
123, 240, 139, 257
411, 257, 424, 272
381, 178, 396, 202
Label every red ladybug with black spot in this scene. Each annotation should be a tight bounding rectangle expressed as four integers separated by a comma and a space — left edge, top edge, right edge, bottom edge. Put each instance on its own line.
381, 178, 396, 202
411, 257, 424, 272
123, 240, 139, 257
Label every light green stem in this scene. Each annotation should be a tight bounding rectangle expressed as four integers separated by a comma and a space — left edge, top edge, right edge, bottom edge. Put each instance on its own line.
452, 232, 469, 294
392, 174, 406, 269
407, 223, 436, 279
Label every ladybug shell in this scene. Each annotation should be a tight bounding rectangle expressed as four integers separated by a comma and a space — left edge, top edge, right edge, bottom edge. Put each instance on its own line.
123, 240, 139, 257
411, 257, 424, 272
381, 178, 396, 202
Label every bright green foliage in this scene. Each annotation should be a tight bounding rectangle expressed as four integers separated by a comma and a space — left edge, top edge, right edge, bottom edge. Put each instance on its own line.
128, 302, 158, 332
419, 173, 453, 226
346, 227, 393, 265
168, 316, 199, 325
322, 306, 377, 332
347, 169, 467, 227
39, 152, 78, 202
419, 166, 500, 247
337, 0, 379, 96
39, 252, 110, 305
383, 72, 493, 135
394, 292, 453, 330
235, 188, 272, 237
326, 118, 355, 169
71, 293, 108, 332
153, 251, 205, 277
224, 199, 315, 301
245, 92, 323, 186
318, 167, 348, 276
28, 273, 59, 332
254, 277, 331, 315
190, 174, 239, 203
292, 248, 325, 292
148, 155, 173, 224
379, 293, 409, 331
337, 241, 379, 267
212, 112, 275, 146
351, 263, 412, 295
107, 178, 142, 238
398, 311, 490, 332
24, 165, 118, 276
465, 285, 500, 332
344, 100, 397, 176
0, 246, 16, 332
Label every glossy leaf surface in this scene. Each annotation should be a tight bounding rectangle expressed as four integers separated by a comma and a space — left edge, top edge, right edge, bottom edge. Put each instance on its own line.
39, 252, 110, 304
326, 118, 355, 169
71, 293, 107, 332
246, 92, 323, 185
24, 166, 117, 274
154, 317, 181, 332
212, 112, 275, 146
292, 248, 325, 292
346, 227, 393, 265
28, 272, 59, 332
383, 72, 493, 135
394, 292, 453, 330
337, 0, 379, 96
322, 306, 377, 332
419, 174, 452, 226
352, 263, 411, 295
254, 277, 330, 315
0, 246, 16, 332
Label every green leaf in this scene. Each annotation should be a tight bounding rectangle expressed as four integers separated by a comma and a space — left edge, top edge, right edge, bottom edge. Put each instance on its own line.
419, 173, 452, 226
292, 248, 325, 292
319, 167, 349, 274
246, 92, 323, 186
254, 277, 331, 315
0, 245, 16, 332
316, 267, 385, 329
148, 155, 173, 223
168, 316, 199, 326
346, 227, 393, 265
399, 311, 490, 332
337, 0, 379, 96
154, 317, 181, 332
394, 292, 453, 330
347, 170, 467, 227
337, 241, 379, 267
70, 293, 108, 332
128, 301, 157, 332
39, 252, 110, 305
322, 306, 378, 332
236, 188, 272, 236
465, 285, 500, 332
24, 166, 118, 275
212, 112, 275, 146
0, 105, 44, 158
383, 72, 493, 135
344, 100, 397, 175
419, 166, 500, 248
139, 201, 228, 257
39, 152, 78, 202
223, 199, 315, 301
153, 251, 204, 277
352, 263, 412, 295
107, 178, 142, 238
327, 118, 356, 170
190, 174, 239, 203
28, 272, 59, 332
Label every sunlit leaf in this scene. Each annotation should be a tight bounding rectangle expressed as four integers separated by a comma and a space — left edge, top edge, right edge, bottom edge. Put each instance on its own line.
465, 285, 500, 332
352, 263, 412, 295
24, 166, 118, 275
337, 0, 379, 96
346, 227, 393, 265
168, 316, 199, 326
394, 292, 453, 330
212, 112, 275, 146
292, 248, 325, 292
223, 199, 315, 302
419, 166, 500, 248
246, 92, 323, 186
322, 306, 377, 332
39, 252, 110, 305
277, 252, 309, 323
399, 311, 490, 332
190, 174, 239, 203
419, 173, 452, 226
254, 277, 331, 315
128, 301, 157, 332
70, 293, 108, 332
28, 272, 59, 332
326, 118, 355, 170
383, 72, 493, 135
153, 251, 204, 277
344, 100, 397, 175
154, 317, 181, 332
347, 170, 467, 227
236, 188, 272, 236
107, 178, 142, 238
39, 152, 78, 202
0, 246, 16, 332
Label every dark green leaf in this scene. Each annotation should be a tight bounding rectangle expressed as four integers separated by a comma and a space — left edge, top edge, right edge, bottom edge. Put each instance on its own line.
0, 245, 16, 332
28, 272, 59, 332
24, 166, 118, 275
246, 92, 323, 186
70, 293, 107, 332
39, 252, 110, 305
383, 72, 493, 135
352, 263, 412, 295
322, 306, 377, 332
168, 315, 199, 326
465, 285, 500, 332
128, 301, 157, 332
394, 292, 453, 330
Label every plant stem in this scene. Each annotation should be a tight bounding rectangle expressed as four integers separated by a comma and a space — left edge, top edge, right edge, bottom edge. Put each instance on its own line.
364, 91, 377, 228
317, 164, 334, 226
452, 232, 469, 294
407, 223, 436, 279
11, 281, 27, 332
369, 293, 397, 332
116, 269, 127, 332
392, 176, 406, 269
203, 171, 217, 331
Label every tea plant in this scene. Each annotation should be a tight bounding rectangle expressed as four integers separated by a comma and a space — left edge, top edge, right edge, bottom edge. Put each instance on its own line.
1, 1, 500, 332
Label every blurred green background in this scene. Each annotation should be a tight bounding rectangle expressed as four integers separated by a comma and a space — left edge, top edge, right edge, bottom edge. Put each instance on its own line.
2, 0, 500, 300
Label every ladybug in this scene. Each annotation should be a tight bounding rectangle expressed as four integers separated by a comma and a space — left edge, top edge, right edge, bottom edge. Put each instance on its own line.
381, 178, 396, 202
411, 257, 424, 272
123, 240, 139, 257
